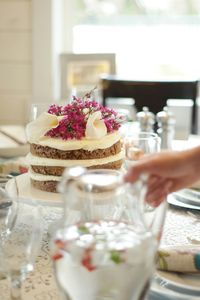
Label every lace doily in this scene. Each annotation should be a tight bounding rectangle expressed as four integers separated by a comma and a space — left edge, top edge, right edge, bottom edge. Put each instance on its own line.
0, 204, 200, 299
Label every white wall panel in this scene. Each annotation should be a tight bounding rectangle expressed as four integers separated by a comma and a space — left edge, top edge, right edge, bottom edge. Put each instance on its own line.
0, 63, 31, 92
0, 1, 33, 124
0, 94, 30, 124
0, 1, 31, 30
0, 32, 31, 61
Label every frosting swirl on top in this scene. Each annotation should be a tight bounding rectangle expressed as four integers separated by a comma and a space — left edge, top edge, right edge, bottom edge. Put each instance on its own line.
26, 112, 59, 143
85, 111, 107, 139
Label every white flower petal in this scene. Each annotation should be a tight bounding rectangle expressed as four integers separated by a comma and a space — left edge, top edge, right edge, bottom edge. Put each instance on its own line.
85, 111, 107, 139
26, 112, 59, 143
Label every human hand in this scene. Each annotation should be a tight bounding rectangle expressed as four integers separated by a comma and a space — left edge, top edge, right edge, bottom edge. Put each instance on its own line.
124, 147, 200, 207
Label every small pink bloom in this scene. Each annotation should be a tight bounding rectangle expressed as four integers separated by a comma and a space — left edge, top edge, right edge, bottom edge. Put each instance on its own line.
45, 95, 121, 140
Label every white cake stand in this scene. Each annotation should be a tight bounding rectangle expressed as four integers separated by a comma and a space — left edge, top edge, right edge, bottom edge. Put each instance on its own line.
5, 173, 63, 207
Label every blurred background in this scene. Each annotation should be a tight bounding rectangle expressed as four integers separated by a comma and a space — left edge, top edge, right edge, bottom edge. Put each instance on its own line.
1, 0, 200, 125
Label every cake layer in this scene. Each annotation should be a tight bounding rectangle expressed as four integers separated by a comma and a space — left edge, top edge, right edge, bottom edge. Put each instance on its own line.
30, 141, 121, 160
31, 159, 123, 176
31, 179, 58, 193
30, 156, 123, 193
33, 131, 121, 151
27, 149, 125, 167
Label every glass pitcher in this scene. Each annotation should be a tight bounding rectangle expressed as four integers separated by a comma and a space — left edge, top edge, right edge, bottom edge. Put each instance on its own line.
52, 167, 158, 300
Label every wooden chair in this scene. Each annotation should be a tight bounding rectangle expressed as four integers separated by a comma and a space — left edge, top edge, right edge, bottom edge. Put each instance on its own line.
101, 75, 199, 133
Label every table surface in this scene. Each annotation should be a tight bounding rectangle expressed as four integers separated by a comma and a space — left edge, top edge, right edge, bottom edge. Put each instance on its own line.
1, 203, 200, 300
1, 135, 200, 299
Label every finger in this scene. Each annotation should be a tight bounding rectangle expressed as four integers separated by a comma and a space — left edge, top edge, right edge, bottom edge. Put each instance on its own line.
146, 180, 173, 207
146, 191, 167, 207
147, 194, 167, 208
147, 175, 160, 186
147, 176, 168, 192
124, 159, 154, 182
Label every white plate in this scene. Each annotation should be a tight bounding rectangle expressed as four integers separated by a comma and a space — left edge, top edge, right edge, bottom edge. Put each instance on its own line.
151, 280, 200, 300
157, 270, 200, 292
5, 173, 63, 207
151, 270, 200, 299
167, 194, 200, 210
174, 189, 200, 207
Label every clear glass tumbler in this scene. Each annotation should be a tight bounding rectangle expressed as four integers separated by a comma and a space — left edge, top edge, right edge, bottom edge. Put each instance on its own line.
124, 131, 166, 242
124, 131, 160, 165
0, 199, 43, 300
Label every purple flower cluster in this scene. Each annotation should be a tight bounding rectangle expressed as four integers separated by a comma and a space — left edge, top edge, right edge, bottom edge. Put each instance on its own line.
46, 95, 122, 140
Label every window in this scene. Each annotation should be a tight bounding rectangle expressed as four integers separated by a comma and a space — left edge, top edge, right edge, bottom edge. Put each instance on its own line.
64, 0, 200, 79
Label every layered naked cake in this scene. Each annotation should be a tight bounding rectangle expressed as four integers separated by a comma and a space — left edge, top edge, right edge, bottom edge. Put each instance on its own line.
26, 95, 125, 192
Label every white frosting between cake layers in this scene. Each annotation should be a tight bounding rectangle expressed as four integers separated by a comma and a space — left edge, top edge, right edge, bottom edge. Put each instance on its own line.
32, 131, 121, 151
27, 149, 125, 169
29, 169, 60, 181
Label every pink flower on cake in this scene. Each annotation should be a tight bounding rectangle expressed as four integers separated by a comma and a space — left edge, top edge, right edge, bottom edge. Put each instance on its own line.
34, 94, 123, 140
48, 104, 62, 115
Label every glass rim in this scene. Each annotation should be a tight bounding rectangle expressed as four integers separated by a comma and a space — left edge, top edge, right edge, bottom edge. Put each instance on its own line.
77, 168, 123, 190
125, 131, 160, 141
